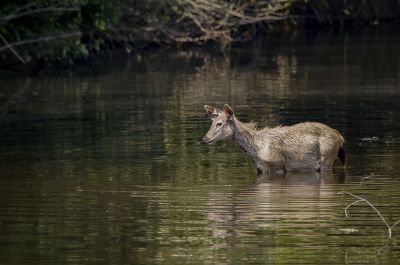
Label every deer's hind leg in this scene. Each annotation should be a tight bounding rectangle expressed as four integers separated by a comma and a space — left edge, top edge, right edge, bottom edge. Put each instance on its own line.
319, 142, 340, 171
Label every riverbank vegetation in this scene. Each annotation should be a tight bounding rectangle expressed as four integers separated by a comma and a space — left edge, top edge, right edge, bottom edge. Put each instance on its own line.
1, 0, 400, 67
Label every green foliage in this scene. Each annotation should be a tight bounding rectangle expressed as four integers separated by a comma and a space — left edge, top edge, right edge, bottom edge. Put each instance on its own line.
0, 0, 399, 66
0, 0, 119, 64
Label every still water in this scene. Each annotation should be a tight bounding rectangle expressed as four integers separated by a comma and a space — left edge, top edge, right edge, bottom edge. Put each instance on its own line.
1, 28, 400, 264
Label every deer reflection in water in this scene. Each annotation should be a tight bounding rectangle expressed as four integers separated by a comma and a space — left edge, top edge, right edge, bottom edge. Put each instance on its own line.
206, 170, 345, 240
203, 104, 347, 242
203, 104, 346, 175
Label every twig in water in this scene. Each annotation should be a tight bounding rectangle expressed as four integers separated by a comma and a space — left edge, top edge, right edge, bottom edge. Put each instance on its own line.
391, 219, 400, 230
360, 172, 375, 186
339, 191, 400, 239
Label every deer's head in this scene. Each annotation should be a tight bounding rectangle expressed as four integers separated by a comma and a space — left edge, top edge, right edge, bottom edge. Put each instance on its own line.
202, 104, 235, 145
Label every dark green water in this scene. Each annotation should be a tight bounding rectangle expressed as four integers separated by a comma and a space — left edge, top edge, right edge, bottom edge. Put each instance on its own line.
1, 28, 400, 264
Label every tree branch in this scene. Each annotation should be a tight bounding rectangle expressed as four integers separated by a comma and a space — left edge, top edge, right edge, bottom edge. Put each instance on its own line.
0, 33, 25, 64
339, 191, 400, 239
0, 7, 79, 23
0, 32, 81, 53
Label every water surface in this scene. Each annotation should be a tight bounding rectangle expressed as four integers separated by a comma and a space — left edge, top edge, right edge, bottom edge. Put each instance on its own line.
1, 28, 400, 264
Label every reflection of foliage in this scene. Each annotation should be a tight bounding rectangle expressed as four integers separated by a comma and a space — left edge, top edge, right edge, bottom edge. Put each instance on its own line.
2, 34, 400, 262
294, 0, 400, 26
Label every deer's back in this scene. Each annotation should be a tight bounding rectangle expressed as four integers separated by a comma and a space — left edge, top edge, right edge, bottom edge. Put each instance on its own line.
266, 122, 343, 143
259, 122, 344, 171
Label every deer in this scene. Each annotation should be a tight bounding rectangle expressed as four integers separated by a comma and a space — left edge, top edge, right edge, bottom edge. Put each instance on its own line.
202, 104, 346, 175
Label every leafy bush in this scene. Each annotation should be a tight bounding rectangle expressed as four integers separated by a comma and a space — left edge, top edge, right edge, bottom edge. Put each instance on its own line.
1, 0, 399, 66
0, 0, 119, 64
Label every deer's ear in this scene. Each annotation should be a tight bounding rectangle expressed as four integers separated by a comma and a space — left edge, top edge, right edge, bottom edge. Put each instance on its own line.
224, 104, 234, 119
204, 105, 219, 119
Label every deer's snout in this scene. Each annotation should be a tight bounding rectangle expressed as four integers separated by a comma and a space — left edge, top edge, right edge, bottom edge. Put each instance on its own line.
202, 136, 211, 144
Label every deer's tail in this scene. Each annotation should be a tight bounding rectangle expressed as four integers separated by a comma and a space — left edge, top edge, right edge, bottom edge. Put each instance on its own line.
333, 129, 346, 168
338, 142, 346, 167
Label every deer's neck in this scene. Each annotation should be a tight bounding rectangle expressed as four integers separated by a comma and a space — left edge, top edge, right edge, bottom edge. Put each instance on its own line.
231, 119, 260, 159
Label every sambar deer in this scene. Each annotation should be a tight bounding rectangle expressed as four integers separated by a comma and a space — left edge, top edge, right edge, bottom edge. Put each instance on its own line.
203, 104, 346, 174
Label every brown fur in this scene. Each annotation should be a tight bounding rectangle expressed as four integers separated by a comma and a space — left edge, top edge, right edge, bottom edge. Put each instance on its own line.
203, 104, 346, 174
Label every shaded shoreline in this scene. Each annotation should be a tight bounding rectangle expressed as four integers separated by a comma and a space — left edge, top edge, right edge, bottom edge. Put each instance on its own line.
1, 0, 400, 72
2, 24, 400, 77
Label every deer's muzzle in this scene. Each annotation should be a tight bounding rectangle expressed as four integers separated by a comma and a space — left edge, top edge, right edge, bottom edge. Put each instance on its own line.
202, 136, 213, 144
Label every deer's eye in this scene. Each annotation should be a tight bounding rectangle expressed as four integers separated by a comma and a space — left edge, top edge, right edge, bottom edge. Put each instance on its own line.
216, 122, 223, 127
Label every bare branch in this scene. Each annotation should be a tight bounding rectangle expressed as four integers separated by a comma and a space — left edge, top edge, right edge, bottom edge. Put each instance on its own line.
115, 0, 291, 45
391, 220, 400, 230
339, 191, 400, 239
0, 33, 25, 64
0, 32, 81, 53
344, 199, 364, 218
0, 7, 79, 23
